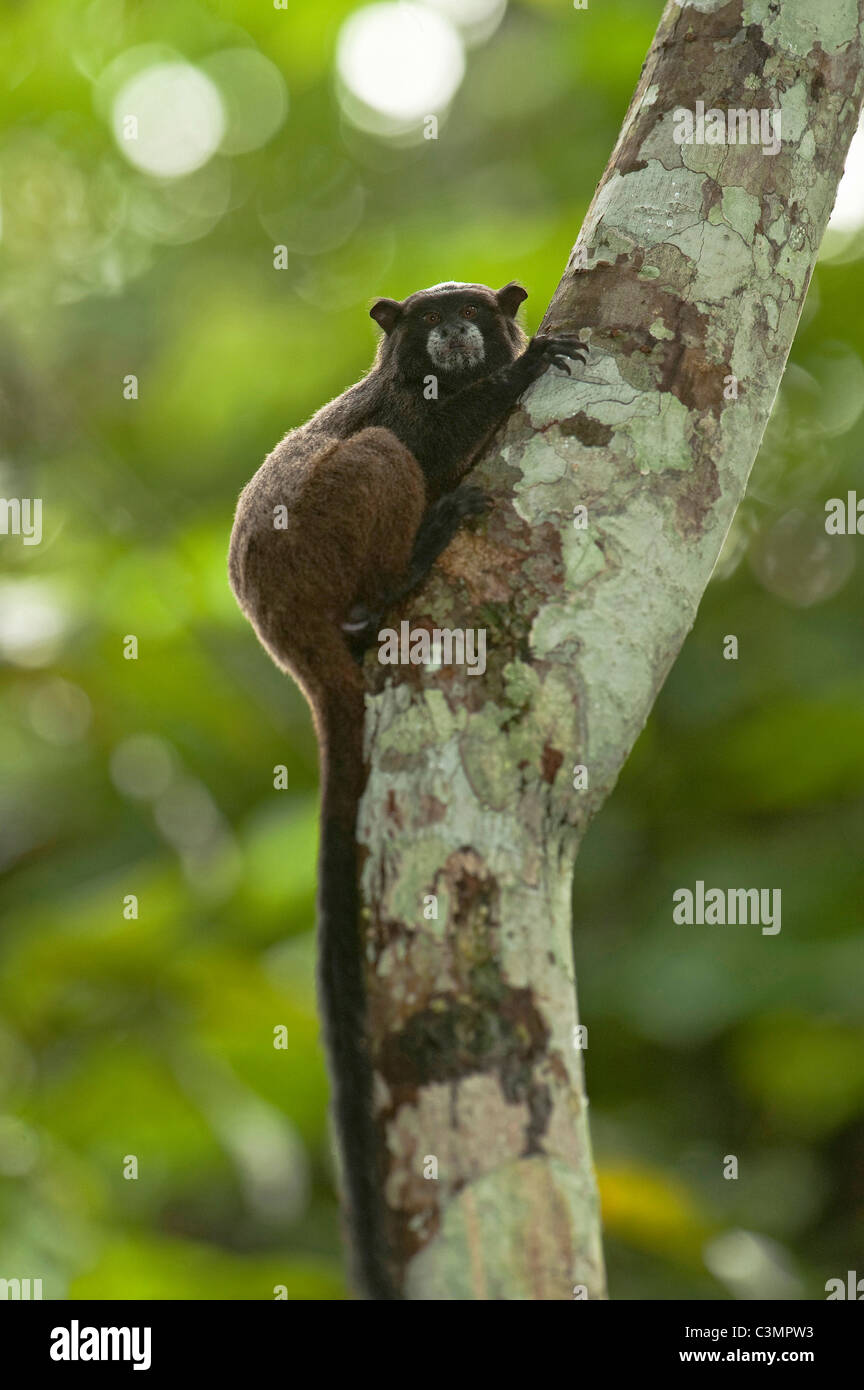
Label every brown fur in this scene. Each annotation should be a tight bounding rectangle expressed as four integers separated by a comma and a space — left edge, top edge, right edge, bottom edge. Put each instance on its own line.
230, 425, 425, 817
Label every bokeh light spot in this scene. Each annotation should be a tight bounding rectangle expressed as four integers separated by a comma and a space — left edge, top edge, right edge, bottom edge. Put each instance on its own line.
704, 1230, 802, 1300
749, 509, 855, 607
28, 678, 92, 745
112, 62, 225, 178
110, 734, 177, 801
829, 117, 864, 232
424, 0, 507, 47
336, 3, 465, 135
0, 581, 67, 667
202, 49, 288, 156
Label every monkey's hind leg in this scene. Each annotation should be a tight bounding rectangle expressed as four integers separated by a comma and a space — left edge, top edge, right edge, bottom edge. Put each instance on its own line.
337, 427, 428, 648
342, 484, 488, 644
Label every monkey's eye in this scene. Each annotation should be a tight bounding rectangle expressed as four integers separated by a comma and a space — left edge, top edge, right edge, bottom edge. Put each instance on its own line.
461, 305, 478, 319
424, 311, 442, 325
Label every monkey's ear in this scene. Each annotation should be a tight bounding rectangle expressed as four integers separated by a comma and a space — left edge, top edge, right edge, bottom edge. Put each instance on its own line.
370, 297, 403, 333
496, 281, 528, 317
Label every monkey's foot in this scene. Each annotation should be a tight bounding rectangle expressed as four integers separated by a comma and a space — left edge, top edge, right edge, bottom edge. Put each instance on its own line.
407, 485, 488, 575
446, 484, 489, 519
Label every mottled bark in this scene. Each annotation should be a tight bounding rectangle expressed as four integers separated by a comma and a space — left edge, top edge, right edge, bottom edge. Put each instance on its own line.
355, 0, 864, 1299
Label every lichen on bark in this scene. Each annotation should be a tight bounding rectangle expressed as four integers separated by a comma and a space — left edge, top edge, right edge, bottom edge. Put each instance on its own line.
352, 0, 864, 1299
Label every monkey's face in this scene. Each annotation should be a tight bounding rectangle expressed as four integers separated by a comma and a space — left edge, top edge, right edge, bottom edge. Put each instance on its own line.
424, 306, 486, 374
371, 281, 528, 382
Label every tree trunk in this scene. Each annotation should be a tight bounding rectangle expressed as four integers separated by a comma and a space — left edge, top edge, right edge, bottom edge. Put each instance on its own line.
354, 0, 864, 1299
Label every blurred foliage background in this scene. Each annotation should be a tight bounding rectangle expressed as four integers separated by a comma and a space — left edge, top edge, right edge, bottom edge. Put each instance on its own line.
1, 0, 862, 1301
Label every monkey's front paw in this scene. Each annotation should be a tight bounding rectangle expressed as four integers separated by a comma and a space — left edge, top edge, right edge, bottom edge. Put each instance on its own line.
528, 332, 589, 376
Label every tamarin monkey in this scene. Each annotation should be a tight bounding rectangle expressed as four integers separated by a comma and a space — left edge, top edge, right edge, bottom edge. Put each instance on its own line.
228, 280, 587, 1298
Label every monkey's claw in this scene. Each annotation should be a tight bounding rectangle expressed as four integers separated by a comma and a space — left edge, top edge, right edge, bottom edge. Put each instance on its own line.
532, 332, 588, 372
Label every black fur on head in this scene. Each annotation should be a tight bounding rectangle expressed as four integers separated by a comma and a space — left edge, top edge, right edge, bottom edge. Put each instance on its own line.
370, 280, 528, 383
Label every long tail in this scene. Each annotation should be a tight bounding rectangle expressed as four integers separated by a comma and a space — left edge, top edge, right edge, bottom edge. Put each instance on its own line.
314, 674, 400, 1300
